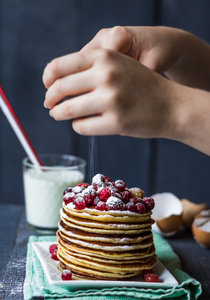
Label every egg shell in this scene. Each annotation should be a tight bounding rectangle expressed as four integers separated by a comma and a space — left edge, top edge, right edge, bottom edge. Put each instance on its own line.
181, 198, 208, 229
152, 192, 183, 236
192, 209, 210, 248
157, 215, 183, 234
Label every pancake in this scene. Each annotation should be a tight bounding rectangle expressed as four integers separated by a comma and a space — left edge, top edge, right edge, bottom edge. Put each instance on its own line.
61, 205, 154, 226
60, 217, 153, 235
57, 173, 157, 280
58, 221, 153, 244
57, 232, 156, 259
65, 204, 152, 223
57, 243, 156, 264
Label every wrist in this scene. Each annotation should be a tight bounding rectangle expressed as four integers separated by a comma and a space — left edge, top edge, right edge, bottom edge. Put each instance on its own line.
165, 82, 210, 155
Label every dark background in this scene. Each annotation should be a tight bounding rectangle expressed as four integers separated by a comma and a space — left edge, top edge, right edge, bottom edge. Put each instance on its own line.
0, 0, 210, 206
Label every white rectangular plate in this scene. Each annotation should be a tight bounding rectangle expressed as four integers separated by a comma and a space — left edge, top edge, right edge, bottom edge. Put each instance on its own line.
32, 241, 178, 290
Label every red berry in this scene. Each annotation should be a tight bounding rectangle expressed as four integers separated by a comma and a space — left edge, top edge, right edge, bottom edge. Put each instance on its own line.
63, 187, 73, 195
106, 197, 124, 211
144, 197, 155, 210
99, 187, 111, 201
105, 176, 111, 182
92, 174, 106, 188
74, 197, 86, 210
114, 192, 123, 200
108, 185, 118, 195
126, 201, 137, 212
142, 269, 154, 280
49, 244, 58, 254
136, 202, 146, 214
77, 183, 89, 189
61, 269, 72, 281
73, 186, 83, 194
96, 201, 106, 211
144, 273, 159, 282
82, 187, 97, 205
93, 183, 98, 191
83, 194, 93, 205
93, 196, 101, 207
129, 197, 139, 204
51, 249, 59, 261
63, 192, 75, 205
88, 187, 97, 198
122, 190, 132, 203
114, 180, 126, 191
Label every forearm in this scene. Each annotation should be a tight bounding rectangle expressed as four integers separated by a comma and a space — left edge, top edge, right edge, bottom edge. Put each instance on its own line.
164, 29, 210, 90
166, 82, 210, 155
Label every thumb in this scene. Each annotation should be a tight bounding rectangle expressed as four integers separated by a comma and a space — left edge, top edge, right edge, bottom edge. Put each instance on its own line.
81, 27, 133, 56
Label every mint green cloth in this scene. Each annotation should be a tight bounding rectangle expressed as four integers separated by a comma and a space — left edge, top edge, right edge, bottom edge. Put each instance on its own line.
24, 232, 201, 300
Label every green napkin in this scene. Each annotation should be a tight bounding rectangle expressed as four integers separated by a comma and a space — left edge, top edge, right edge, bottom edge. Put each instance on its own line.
24, 232, 201, 300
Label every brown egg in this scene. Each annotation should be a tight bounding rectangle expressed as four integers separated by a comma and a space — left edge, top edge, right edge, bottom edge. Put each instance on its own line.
152, 193, 183, 236
181, 198, 209, 229
192, 209, 210, 248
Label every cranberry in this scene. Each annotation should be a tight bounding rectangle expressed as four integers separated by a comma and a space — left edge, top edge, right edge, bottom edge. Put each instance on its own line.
77, 183, 89, 189
114, 180, 126, 191
99, 187, 111, 201
92, 174, 106, 188
73, 186, 83, 194
114, 192, 123, 200
51, 249, 59, 261
93, 196, 101, 207
49, 244, 58, 254
144, 273, 159, 282
109, 185, 118, 195
105, 176, 111, 182
126, 201, 137, 212
74, 197, 86, 210
122, 190, 132, 203
63, 192, 75, 205
136, 202, 146, 214
84, 186, 97, 197
144, 197, 155, 210
83, 194, 93, 205
93, 183, 98, 191
63, 187, 73, 195
106, 197, 124, 211
129, 197, 139, 204
96, 200, 106, 211
61, 269, 72, 281
142, 269, 154, 280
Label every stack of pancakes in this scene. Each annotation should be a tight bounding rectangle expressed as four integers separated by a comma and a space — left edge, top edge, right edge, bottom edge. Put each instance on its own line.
57, 194, 157, 280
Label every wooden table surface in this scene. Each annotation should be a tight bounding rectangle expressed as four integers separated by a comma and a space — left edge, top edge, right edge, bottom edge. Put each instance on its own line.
0, 203, 209, 300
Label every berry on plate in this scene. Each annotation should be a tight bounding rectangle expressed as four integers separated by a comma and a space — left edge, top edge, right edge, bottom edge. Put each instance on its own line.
61, 269, 72, 280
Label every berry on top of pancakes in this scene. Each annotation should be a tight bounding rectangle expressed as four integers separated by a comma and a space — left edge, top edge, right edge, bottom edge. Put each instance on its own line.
63, 173, 154, 213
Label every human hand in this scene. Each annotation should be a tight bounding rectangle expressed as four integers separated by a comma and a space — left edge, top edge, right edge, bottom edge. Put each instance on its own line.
43, 48, 175, 138
81, 26, 182, 74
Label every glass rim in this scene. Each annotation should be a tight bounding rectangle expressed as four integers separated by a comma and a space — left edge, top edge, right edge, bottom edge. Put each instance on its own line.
22, 153, 86, 171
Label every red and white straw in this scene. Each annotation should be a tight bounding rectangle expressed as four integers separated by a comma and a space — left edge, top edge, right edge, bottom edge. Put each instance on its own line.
0, 85, 43, 166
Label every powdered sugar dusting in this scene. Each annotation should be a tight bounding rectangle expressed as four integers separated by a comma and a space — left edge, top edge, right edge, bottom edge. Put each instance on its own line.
92, 174, 105, 186
106, 196, 123, 207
